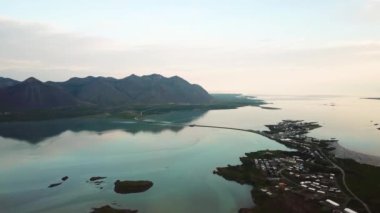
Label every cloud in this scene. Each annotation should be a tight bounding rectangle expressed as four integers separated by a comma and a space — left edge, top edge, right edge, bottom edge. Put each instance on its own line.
0, 17, 229, 81
359, 0, 380, 21
0, 17, 125, 76
0, 17, 379, 95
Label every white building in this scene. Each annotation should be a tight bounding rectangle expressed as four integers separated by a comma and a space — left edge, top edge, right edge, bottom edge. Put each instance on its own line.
326, 199, 340, 207
344, 208, 357, 213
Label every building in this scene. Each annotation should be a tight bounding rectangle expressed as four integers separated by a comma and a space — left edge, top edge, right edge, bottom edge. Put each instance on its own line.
344, 208, 357, 213
326, 199, 340, 207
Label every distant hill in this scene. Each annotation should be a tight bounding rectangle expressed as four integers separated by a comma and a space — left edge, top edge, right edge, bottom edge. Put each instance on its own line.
0, 77, 19, 88
0, 77, 81, 111
49, 74, 212, 106
117, 74, 212, 104
48, 76, 131, 106
0, 74, 213, 111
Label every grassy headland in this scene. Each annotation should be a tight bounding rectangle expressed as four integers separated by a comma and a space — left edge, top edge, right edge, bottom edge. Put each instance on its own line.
336, 158, 380, 212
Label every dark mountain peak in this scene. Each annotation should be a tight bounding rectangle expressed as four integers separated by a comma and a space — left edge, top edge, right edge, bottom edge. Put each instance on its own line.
67, 77, 81, 81
122, 74, 138, 81
65, 76, 103, 84
170, 75, 182, 79
0, 77, 80, 111
49, 75, 130, 106
0, 77, 19, 88
105, 77, 117, 81
23, 77, 42, 84
72, 76, 116, 82
142, 74, 164, 79
169, 75, 188, 83
1, 74, 213, 110
128, 74, 138, 78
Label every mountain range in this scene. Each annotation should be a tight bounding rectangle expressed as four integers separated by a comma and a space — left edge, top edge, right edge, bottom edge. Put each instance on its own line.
0, 74, 213, 111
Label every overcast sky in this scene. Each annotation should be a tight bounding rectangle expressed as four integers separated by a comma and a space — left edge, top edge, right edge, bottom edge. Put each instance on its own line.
0, 0, 379, 95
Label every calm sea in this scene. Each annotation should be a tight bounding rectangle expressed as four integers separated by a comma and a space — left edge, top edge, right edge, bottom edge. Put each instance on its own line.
0, 96, 379, 212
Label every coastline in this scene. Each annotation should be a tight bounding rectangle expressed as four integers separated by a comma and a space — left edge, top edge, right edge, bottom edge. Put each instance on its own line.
331, 142, 380, 167
208, 120, 380, 213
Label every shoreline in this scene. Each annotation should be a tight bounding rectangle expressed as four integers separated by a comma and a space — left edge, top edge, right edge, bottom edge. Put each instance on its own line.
331, 142, 380, 167
208, 120, 378, 213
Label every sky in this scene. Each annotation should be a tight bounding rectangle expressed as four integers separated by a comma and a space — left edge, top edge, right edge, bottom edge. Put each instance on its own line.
0, 0, 379, 96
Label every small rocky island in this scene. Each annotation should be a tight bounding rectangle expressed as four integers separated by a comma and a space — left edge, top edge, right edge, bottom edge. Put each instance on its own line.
47, 175, 153, 212
89, 179, 153, 212
215, 120, 378, 213
114, 180, 153, 194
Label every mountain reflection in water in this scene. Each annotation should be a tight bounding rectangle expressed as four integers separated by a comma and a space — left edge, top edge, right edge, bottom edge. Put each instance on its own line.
0, 110, 207, 144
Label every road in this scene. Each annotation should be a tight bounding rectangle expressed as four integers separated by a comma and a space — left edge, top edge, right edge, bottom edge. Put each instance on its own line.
318, 149, 372, 213
189, 124, 260, 134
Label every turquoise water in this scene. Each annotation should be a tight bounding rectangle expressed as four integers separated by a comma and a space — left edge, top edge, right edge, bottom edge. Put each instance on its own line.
1, 96, 380, 212
0, 110, 289, 213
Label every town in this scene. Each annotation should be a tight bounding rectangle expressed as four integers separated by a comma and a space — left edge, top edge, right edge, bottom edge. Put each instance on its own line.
215, 120, 367, 213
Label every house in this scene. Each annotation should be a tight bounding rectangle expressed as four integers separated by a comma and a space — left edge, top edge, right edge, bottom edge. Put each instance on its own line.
344, 208, 357, 213
326, 199, 340, 207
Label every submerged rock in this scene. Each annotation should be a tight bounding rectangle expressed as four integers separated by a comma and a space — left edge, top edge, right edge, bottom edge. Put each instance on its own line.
94, 181, 103, 185
87, 176, 107, 190
48, 176, 68, 188
113, 180, 153, 194
90, 176, 107, 181
48, 182, 62, 188
91, 205, 137, 213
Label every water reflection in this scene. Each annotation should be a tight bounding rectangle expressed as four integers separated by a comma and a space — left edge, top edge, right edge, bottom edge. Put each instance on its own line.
0, 109, 207, 144
1, 96, 379, 213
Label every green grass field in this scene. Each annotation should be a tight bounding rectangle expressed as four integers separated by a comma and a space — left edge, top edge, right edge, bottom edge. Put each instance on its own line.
337, 158, 380, 213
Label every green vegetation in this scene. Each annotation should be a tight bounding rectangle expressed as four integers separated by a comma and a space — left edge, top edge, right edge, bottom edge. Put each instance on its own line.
245, 150, 299, 159
0, 106, 103, 122
0, 94, 265, 122
246, 192, 324, 213
336, 158, 380, 213
215, 151, 282, 186
211, 93, 265, 106
215, 164, 266, 186
304, 160, 337, 173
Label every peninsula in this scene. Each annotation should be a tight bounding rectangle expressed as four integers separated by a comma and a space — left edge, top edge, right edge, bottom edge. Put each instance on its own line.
191, 120, 380, 213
